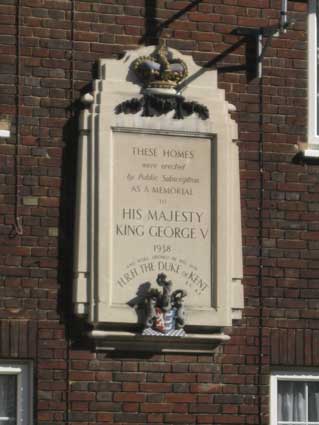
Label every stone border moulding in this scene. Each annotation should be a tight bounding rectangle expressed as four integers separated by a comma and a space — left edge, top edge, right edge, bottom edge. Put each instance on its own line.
73, 45, 244, 353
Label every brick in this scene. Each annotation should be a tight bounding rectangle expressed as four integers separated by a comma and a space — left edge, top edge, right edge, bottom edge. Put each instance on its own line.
165, 393, 197, 403
114, 413, 147, 423
114, 393, 145, 402
164, 374, 196, 383
22, 196, 39, 206
140, 383, 172, 393
0, 2, 315, 425
69, 371, 95, 381
165, 414, 196, 424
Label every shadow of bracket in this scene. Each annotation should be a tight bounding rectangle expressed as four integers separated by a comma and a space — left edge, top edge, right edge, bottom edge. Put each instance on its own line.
140, 0, 203, 45
177, 37, 251, 92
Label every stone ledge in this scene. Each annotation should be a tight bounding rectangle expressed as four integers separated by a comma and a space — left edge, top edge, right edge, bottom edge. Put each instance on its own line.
88, 330, 230, 354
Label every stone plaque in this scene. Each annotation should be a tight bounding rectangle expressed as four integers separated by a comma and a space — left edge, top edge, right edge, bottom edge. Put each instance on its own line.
112, 130, 214, 310
73, 46, 243, 337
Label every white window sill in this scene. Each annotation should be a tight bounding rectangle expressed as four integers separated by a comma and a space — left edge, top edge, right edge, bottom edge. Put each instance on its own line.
299, 139, 319, 158
0, 129, 10, 138
303, 148, 319, 158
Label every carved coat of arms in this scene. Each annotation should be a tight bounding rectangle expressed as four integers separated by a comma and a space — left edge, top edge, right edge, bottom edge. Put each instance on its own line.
142, 273, 187, 337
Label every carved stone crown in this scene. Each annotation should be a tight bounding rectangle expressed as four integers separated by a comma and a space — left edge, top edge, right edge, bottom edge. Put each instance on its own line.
131, 41, 188, 93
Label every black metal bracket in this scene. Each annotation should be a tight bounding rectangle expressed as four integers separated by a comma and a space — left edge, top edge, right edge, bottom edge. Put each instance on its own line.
232, 21, 291, 78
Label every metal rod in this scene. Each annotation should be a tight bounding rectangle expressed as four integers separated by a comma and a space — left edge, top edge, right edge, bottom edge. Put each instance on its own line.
258, 34, 263, 78
281, 0, 288, 33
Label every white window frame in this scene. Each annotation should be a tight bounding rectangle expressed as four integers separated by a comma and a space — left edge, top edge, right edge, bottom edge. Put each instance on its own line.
0, 363, 33, 425
270, 372, 319, 425
307, 0, 319, 155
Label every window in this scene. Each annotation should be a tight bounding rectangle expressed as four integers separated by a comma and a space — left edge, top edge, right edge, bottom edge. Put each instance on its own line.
271, 373, 319, 425
0, 363, 32, 425
308, 0, 319, 152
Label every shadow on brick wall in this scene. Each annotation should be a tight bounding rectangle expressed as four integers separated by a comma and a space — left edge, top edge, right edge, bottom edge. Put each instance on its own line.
58, 82, 94, 351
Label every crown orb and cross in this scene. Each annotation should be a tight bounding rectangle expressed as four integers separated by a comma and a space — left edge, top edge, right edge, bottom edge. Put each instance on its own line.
115, 41, 209, 120
131, 40, 188, 95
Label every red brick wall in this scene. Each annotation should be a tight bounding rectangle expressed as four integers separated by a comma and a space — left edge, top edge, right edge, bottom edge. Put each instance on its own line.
1, 1, 317, 424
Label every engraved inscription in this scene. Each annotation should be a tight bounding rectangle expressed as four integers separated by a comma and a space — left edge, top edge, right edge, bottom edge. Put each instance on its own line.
112, 132, 213, 308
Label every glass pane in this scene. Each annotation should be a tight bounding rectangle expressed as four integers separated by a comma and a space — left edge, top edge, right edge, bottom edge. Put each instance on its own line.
278, 381, 306, 422
309, 382, 319, 421
0, 375, 17, 425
